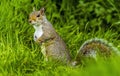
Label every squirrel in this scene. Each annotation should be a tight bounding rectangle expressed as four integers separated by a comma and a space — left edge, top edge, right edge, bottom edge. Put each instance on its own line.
29, 7, 120, 66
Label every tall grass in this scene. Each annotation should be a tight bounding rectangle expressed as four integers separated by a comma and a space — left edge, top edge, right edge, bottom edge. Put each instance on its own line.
0, 0, 120, 75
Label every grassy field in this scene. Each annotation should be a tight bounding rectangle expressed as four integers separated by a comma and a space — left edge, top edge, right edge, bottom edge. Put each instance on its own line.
0, 0, 120, 76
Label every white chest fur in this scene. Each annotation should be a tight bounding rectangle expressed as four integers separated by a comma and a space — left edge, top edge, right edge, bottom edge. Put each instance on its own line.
33, 25, 43, 41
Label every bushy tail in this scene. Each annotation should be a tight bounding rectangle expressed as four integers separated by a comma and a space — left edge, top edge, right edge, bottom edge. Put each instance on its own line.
74, 38, 120, 65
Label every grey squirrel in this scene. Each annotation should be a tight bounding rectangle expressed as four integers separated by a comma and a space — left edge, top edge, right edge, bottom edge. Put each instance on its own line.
29, 7, 120, 66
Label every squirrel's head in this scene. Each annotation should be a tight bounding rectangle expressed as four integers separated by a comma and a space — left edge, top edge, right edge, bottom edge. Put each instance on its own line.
29, 7, 46, 25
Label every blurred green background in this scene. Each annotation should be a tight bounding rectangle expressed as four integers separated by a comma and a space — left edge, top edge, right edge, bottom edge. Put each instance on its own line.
0, 0, 120, 75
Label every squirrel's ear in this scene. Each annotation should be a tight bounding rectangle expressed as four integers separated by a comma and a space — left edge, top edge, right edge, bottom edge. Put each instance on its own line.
33, 7, 36, 11
40, 7, 45, 15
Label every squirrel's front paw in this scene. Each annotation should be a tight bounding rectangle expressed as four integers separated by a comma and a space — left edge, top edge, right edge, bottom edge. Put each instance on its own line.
34, 36, 43, 44
37, 39, 44, 43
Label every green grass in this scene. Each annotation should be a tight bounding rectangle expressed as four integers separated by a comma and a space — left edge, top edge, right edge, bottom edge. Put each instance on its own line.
0, 0, 120, 76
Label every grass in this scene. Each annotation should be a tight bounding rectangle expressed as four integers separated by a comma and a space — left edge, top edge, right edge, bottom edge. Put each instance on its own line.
0, 0, 120, 76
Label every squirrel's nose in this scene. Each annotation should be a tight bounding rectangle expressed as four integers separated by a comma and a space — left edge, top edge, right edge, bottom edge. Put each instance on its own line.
29, 20, 32, 23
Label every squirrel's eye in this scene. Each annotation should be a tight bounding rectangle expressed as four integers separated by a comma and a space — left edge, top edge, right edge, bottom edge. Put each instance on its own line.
37, 14, 40, 17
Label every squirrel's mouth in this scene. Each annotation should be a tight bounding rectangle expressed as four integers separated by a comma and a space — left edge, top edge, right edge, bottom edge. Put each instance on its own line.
29, 21, 38, 25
